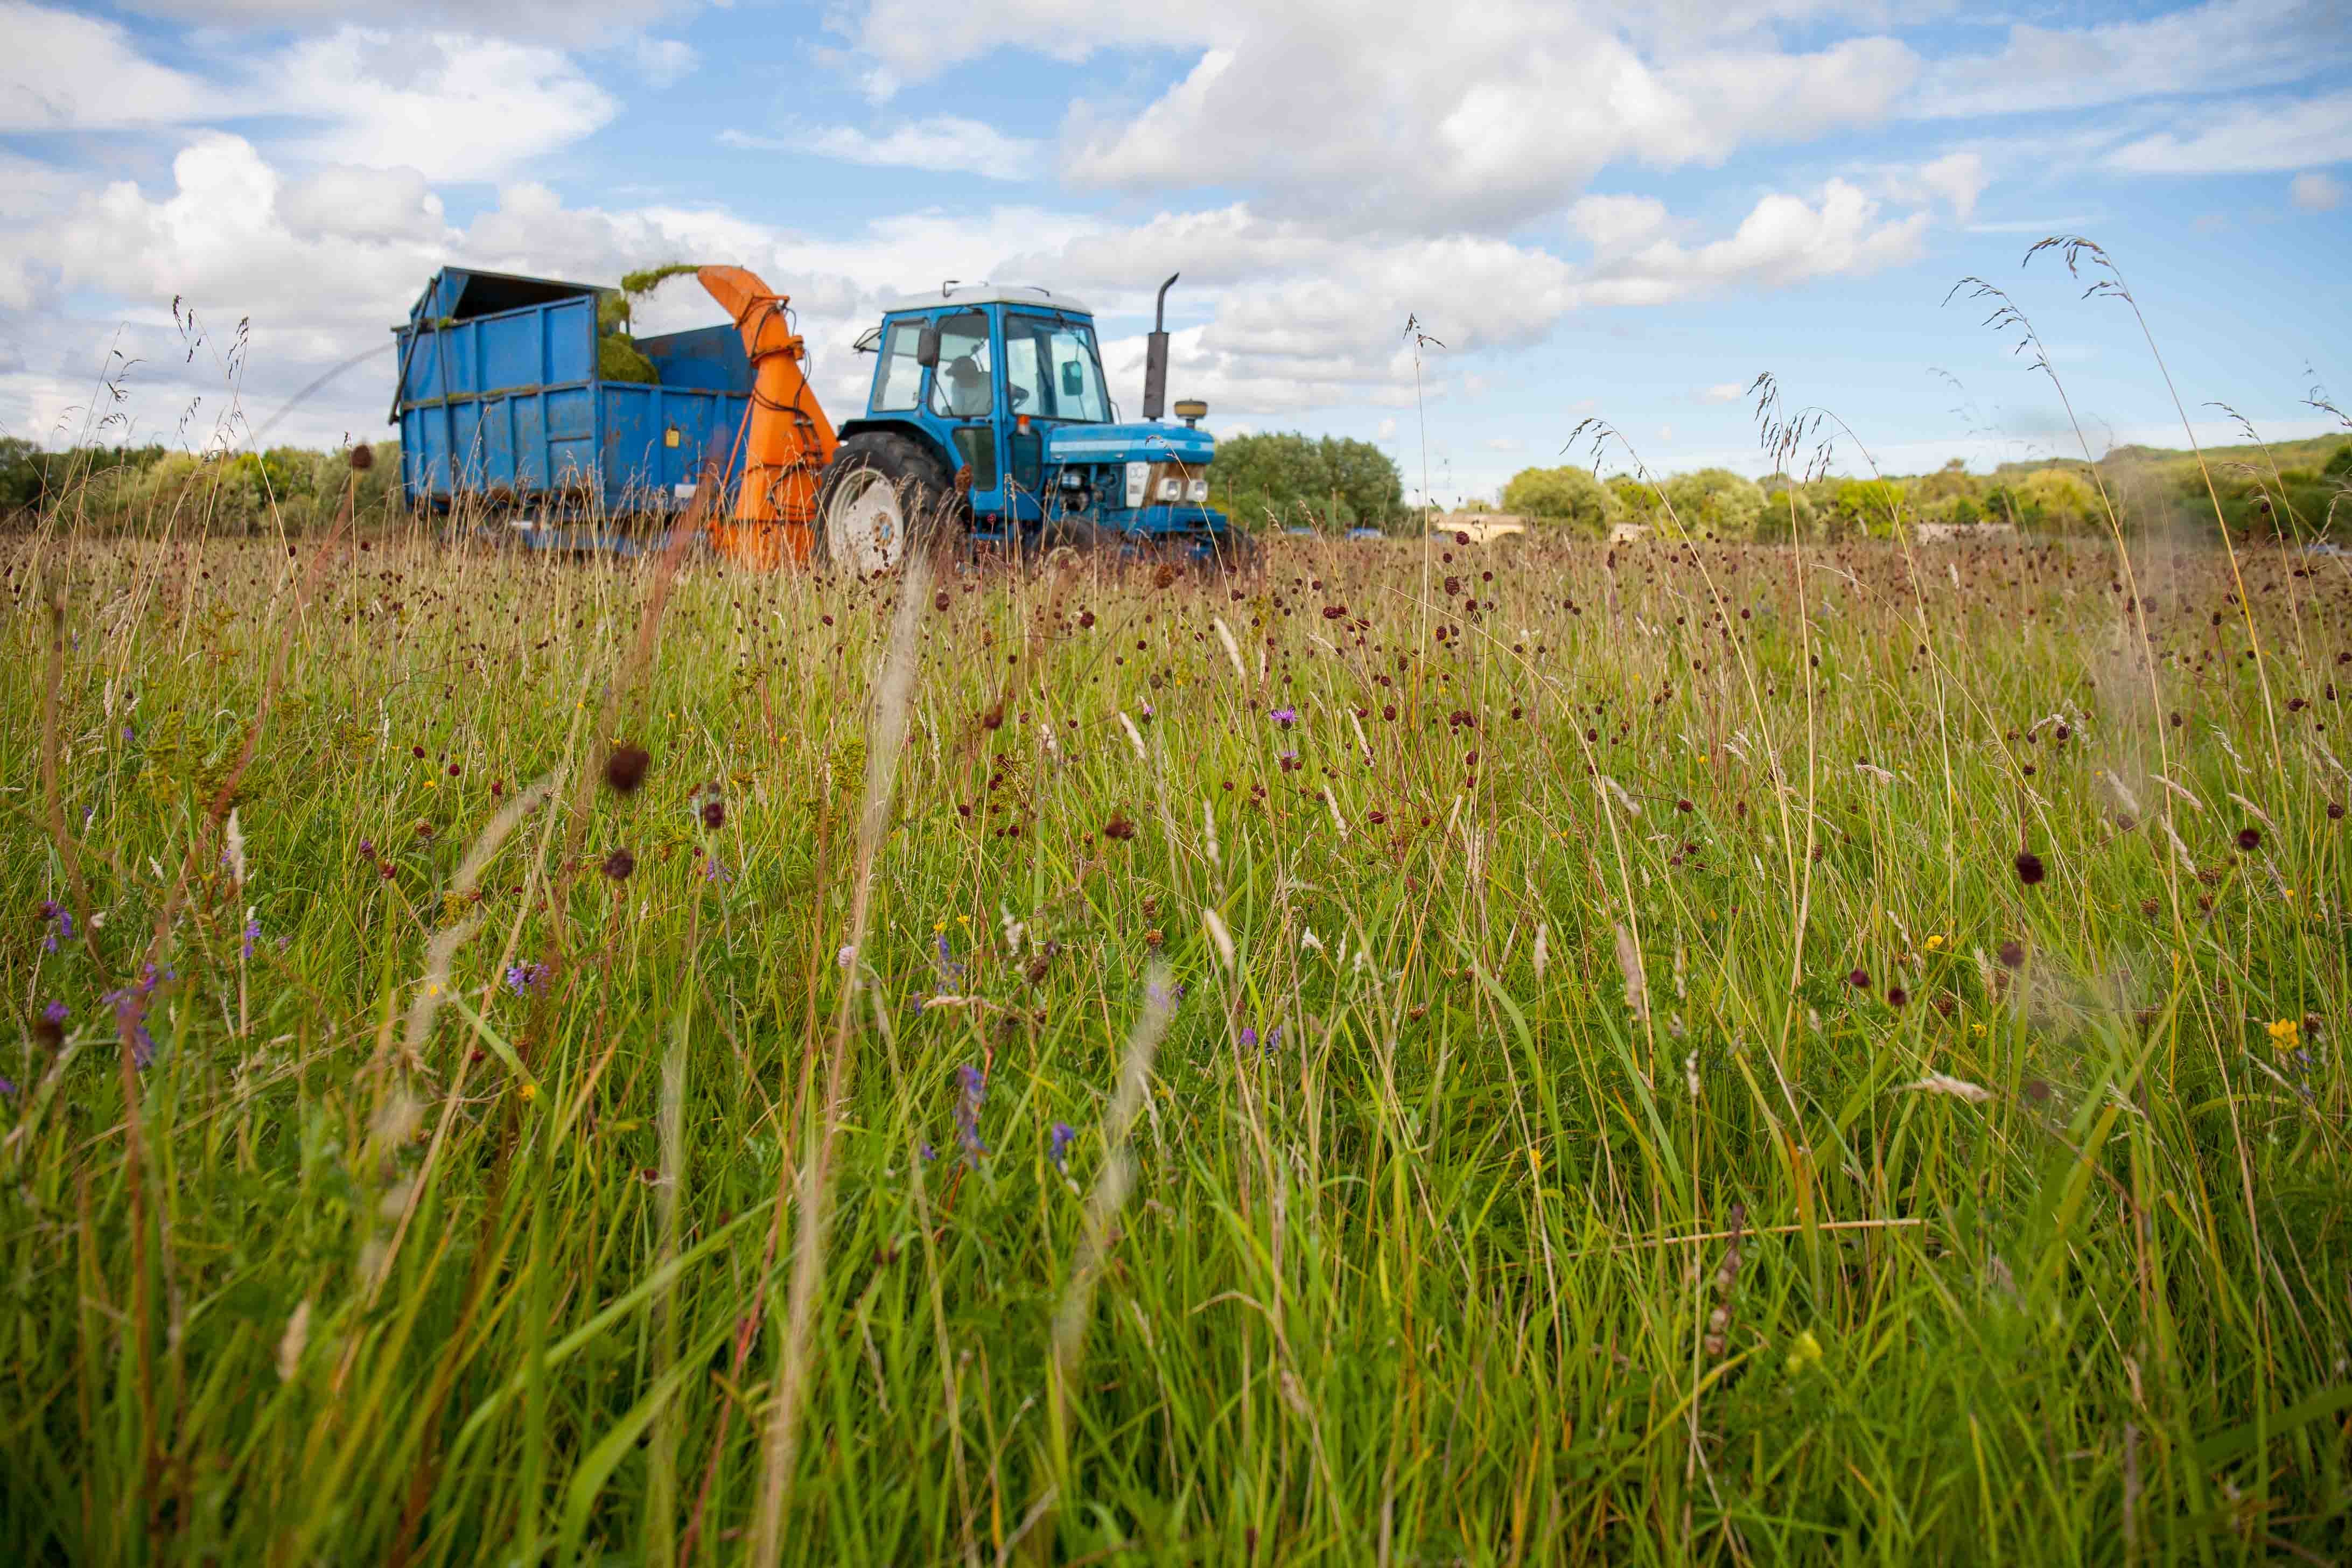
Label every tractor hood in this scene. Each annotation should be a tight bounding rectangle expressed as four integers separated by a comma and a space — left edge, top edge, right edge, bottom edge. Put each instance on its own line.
1044, 422, 1216, 468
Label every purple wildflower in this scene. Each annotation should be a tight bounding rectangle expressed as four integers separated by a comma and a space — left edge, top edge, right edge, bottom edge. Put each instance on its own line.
1048, 1121, 1075, 1174
242, 918, 260, 961
1239, 1026, 1258, 1049
1271, 706, 1298, 727
358, 838, 375, 861
38, 900, 73, 953
918, 1139, 938, 1164
505, 961, 547, 996
954, 1063, 987, 1164
0, 1076, 14, 1096
101, 965, 170, 1069
702, 856, 732, 884
43, 1001, 68, 1026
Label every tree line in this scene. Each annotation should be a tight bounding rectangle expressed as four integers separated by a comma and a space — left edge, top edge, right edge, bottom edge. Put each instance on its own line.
1497, 440, 2352, 542
2, 437, 406, 530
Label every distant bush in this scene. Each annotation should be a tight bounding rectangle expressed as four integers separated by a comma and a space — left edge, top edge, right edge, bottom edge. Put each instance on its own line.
1213, 433, 1403, 531
1499, 465, 1619, 535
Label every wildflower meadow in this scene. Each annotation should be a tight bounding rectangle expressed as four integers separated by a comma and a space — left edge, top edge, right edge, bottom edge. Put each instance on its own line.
4, 446, 2350, 1563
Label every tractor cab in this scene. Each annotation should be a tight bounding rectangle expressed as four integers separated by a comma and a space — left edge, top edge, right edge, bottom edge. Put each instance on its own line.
825, 281, 1238, 569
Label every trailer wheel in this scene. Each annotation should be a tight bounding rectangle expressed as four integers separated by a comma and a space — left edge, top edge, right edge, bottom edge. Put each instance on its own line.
813, 433, 956, 575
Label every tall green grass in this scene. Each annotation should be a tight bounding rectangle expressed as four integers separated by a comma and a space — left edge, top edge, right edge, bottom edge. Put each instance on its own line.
4, 476, 2349, 1563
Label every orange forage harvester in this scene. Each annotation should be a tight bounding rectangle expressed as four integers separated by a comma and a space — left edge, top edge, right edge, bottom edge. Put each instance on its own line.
697, 265, 837, 567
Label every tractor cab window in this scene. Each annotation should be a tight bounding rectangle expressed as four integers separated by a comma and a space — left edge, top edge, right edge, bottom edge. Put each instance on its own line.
927, 311, 993, 418
1005, 314, 1108, 423
872, 320, 925, 411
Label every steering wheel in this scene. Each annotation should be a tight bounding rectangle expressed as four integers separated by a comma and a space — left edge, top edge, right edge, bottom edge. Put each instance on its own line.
1009, 385, 1031, 408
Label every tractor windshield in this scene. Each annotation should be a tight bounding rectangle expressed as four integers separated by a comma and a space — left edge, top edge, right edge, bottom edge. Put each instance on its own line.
1004, 314, 1109, 424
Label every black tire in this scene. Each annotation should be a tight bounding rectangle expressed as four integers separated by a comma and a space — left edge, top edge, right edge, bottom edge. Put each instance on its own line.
811, 432, 957, 574
1040, 514, 1119, 556
1200, 528, 1261, 577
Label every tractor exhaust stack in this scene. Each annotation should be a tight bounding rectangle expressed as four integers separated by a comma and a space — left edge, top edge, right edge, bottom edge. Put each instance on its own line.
1143, 272, 1178, 421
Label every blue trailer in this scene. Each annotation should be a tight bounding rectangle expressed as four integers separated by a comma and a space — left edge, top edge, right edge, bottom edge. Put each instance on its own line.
391, 268, 752, 542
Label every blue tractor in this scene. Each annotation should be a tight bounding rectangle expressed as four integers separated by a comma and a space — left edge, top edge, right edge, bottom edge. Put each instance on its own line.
706, 266, 1252, 573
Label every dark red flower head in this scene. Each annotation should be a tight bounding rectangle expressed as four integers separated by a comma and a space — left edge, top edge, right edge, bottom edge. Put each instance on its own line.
2235, 826, 2261, 852
603, 848, 636, 881
604, 743, 650, 795
1848, 968, 1871, 990
2014, 850, 2045, 886
1998, 940, 2024, 969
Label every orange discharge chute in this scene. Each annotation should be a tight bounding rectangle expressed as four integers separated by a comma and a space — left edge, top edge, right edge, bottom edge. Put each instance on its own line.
697, 265, 838, 567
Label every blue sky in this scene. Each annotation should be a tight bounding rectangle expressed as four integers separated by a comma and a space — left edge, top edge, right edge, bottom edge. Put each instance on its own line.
2, 0, 2347, 502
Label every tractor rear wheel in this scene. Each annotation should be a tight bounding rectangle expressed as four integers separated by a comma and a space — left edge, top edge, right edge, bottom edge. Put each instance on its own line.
813, 433, 956, 574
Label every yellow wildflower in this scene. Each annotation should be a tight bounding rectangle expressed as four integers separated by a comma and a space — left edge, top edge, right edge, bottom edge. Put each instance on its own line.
519, 1082, 538, 1102
2266, 1019, 2299, 1048
1925, 934, 1946, 952
1786, 1329, 1823, 1375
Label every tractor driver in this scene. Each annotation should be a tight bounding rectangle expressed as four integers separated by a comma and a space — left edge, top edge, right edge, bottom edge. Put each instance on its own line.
936, 345, 992, 414
942, 352, 992, 416
930, 311, 995, 418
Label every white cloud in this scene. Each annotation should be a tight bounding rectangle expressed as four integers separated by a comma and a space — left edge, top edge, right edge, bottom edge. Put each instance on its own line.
1051, 5, 1921, 228
118, 0, 706, 47
0, 2, 215, 130
3, 6, 618, 181
2104, 90, 2352, 174
839, 0, 2344, 233
998, 180, 1925, 416
1917, 0, 2347, 121
1698, 383, 1744, 403
1964, 214, 2097, 234
2291, 171, 2344, 211
270, 30, 617, 180
1891, 151, 1989, 220
1484, 437, 1518, 451
632, 34, 699, 88
719, 117, 1042, 181
278, 165, 447, 243
1570, 194, 1671, 251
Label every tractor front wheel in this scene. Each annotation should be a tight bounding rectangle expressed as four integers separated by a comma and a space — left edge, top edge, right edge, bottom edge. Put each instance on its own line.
813, 433, 956, 575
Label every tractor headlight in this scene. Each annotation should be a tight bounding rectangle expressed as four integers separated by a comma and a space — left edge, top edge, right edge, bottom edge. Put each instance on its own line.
1157, 477, 1182, 501
1186, 478, 1209, 502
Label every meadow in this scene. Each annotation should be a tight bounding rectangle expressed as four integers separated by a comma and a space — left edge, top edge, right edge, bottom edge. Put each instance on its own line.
3, 479, 2349, 1563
